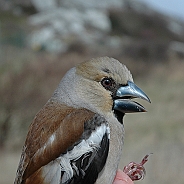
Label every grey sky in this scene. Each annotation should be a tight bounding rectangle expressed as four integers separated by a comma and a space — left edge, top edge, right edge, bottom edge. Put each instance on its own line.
139, 0, 184, 20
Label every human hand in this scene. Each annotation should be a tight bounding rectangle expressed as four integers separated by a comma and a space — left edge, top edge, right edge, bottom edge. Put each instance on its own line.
113, 170, 134, 184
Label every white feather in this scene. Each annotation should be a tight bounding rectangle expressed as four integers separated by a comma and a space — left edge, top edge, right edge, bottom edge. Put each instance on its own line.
87, 123, 109, 145
48, 134, 56, 145
59, 124, 109, 182
42, 124, 110, 184
59, 157, 73, 183
42, 160, 61, 184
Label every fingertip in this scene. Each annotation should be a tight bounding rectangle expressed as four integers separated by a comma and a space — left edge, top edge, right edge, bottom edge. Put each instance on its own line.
113, 170, 134, 184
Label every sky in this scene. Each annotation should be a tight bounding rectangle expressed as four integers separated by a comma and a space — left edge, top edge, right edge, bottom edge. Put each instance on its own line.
139, 0, 184, 21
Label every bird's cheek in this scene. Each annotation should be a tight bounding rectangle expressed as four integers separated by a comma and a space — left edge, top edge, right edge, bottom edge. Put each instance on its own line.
100, 93, 113, 113
104, 101, 113, 113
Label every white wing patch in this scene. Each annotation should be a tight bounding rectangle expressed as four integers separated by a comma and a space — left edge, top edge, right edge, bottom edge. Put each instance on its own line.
42, 123, 110, 184
42, 159, 61, 184
49, 134, 56, 145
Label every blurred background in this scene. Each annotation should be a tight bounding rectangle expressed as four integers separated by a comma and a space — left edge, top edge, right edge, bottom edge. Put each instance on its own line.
0, 0, 184, 183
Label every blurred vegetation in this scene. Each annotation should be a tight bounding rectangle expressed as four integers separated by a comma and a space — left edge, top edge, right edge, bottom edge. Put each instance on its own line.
0, 5, 184, 184
121, 59, 184, 184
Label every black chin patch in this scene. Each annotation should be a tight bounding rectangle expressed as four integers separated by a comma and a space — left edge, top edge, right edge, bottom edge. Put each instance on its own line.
113, 110, 124, 124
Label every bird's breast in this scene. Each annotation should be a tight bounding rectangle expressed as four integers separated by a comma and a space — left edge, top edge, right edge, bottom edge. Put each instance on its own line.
96, 115, 124, 184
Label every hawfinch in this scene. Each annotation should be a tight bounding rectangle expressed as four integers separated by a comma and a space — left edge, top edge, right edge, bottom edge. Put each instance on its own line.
14, 57, 150, 184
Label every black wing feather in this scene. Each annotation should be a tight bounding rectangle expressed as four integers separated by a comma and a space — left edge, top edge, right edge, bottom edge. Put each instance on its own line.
80, 133, 110, 184
61, 114, 110, 184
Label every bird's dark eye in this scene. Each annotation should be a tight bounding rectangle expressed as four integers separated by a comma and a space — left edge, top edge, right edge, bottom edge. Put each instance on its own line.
101, 78, 115, 90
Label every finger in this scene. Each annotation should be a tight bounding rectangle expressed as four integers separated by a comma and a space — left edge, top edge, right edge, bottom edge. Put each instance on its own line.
113, 169, 134, 184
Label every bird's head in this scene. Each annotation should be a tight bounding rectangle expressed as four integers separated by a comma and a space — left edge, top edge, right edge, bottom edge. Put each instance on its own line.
53, 57, 150, 123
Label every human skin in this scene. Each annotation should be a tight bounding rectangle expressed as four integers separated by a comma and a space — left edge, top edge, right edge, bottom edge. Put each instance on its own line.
113, 170, 134, 184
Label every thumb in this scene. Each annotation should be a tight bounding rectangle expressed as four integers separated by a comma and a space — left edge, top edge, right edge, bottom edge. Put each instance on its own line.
113, 169, 134, 184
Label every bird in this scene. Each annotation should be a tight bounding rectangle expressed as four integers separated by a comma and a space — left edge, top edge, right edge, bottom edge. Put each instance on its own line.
14, 57, 150, 184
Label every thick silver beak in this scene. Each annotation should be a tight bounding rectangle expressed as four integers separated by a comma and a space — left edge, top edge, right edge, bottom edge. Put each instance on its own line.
113, 81, 151, 113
